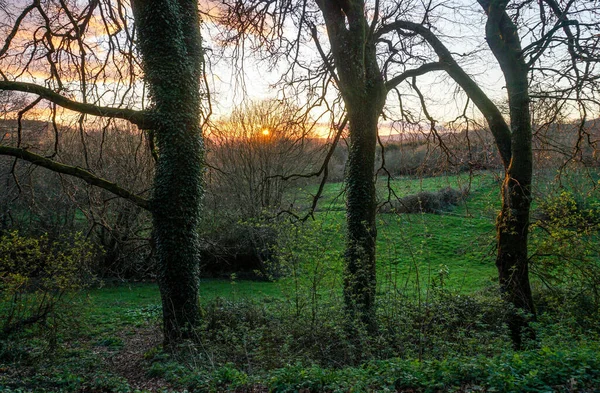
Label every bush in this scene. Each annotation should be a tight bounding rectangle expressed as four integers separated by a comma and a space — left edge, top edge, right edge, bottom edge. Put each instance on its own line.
199, 219, 280, 279
531, 190, 600, 308
380, 187, 466, 214
263, 346, 600, 393
147, 342, 600, 392
0, 231, 95, 339
1, 123, 153, 281
151, 286, 512, 375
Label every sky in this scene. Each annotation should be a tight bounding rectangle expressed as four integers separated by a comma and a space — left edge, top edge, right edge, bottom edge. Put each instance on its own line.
1, 0, 596, 137
198, 0, 513, 138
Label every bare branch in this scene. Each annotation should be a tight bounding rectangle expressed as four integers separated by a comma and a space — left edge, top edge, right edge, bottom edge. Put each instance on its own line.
0, 81, 152, 129
0, 2, 37, 58
378, 20, 513, 167
0, 145, 150, 211
385, 62, 446, 91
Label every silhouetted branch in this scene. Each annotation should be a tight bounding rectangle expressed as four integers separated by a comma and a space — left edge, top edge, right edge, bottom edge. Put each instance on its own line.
0, 145, 150, 210
385, 62, 445, 91
0, 81, 153, 129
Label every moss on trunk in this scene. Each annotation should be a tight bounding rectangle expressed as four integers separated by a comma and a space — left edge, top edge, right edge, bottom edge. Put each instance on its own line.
133, 0, 204, 345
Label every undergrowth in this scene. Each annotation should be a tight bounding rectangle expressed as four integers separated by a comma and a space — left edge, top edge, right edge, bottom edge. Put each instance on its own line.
2, 170, 600, 392
141, 291, 600, 392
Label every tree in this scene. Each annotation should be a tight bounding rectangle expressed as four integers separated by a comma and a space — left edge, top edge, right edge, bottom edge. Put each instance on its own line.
201, 99, 322, 277
376, 0, 598, 346
212, 0, 598, 341
206, 99, 320, 219
215, 0, 413, 331
0, 0, 207, 345
211, 0, 484, 331
313, 0, 387, 331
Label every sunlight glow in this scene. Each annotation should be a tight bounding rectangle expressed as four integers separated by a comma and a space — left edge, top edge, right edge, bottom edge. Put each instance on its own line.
261, 128, 270, 136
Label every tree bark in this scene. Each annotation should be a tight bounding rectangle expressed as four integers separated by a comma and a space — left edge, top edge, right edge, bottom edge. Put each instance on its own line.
133, 0, 205, 345
316, 0, 387, 331
496, 85, 535, 349
479, 0, 536, 348
344, 102, 381, 331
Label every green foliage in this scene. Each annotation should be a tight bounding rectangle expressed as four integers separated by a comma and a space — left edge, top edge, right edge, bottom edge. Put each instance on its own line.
146, 355, 249, 392
0, 344, 132, 393
145, 283, 512, 373
2, 278, 599, 392
2, 170, 600, 391
531, 189, 600, 307
143, 342, 600, 392
262, 345, 600, 393
0, 231, 95, 339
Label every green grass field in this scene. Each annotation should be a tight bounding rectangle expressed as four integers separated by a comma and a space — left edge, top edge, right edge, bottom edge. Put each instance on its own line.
82, 170, 503, 322
299, 171, 502, 294
83, 168, 600, 313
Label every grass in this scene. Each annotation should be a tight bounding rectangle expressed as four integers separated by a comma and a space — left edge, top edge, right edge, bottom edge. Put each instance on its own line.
296, 171, 502, 295
72, 167, 600, 323
300, 170, 501, 212
81, 279, 282, 336
2, 169, 600, 392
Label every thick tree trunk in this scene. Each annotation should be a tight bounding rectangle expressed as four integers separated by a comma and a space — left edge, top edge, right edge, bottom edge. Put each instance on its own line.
343, 103, 380, 331
315, 0, 386, 332
328, 17, 386, 332
317, 0, 387, 333
133, 0, 204, 345
497, 176, 535, 347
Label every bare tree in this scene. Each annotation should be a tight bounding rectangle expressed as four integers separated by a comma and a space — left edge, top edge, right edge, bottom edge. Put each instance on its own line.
0, 0, 208, 345
377, 0, 599, 347
214, 0, 400, 331
206, 99, 320, 219
210, 0, 475, 331
210, 0, 599, 340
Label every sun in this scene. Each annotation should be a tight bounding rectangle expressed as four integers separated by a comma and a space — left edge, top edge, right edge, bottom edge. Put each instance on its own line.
261, 128, 270, 136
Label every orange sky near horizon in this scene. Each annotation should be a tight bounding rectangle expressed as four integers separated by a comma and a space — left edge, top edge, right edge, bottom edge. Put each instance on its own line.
1, 0, 597, 140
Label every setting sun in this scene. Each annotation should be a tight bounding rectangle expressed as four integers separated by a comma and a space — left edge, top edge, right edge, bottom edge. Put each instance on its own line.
261, 128, 270, 136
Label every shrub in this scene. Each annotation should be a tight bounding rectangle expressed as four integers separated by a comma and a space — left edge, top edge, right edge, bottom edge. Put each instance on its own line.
530, 190, 600, 309
263, 345, 600, 393
0, 231, 95, 339
380, 187, 466, 214
147, 342, 600, 392
199, 219, 279, 279
152, 287, 512, 375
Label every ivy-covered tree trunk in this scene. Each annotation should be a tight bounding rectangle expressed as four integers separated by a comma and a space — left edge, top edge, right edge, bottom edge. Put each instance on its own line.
344, 102, 383, 331
316, 0, 387, 331
133, 0, 204, 345
479, 0, 535, 348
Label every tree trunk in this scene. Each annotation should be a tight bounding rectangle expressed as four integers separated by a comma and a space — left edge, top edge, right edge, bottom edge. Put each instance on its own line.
314, 0, 387, 331
133, 0, 204, 345
343, 103, 380, 331
496, 79, 535, 349
479, 0, 536, 348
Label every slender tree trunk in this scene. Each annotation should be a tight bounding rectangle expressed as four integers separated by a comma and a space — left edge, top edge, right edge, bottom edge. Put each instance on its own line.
497, 77, 535, 348
133, 0, 204, 345
480, 0, 536, 348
